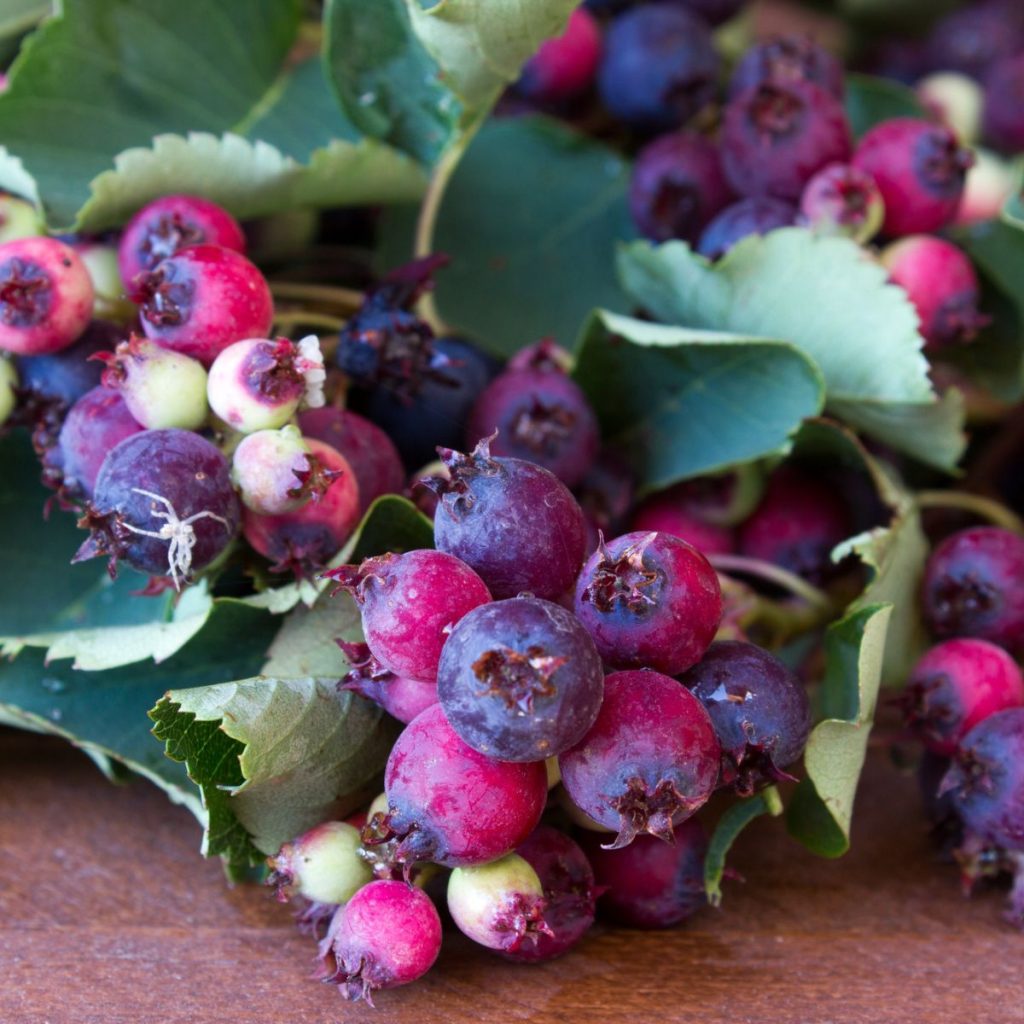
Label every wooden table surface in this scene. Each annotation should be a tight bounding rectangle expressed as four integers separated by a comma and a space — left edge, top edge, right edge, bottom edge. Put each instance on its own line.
2, 728, 1022, 1024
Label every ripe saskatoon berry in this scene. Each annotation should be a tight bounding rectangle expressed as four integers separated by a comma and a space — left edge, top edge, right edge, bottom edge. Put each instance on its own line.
437, 596, 604, 762
729, 35, 844, 100
326, 549, 491, 683
982, 55, 1024, 155
117, 195, 245, 286
799, 163, 885, 243
0, 237, 94, 356
207, 335, 325, 432
426, 436, 587, 601
0, 191, 44, 244
268, 821, 373, 906
631, 490, 735, 555
16, 319, 120, 406
881, 235, 988, 351
582, 818, 707, 928
576, 451, 635, 548
516, 8, 602, 107
242, 438, 360, 575
629, 131, 736, 244
676, 0, 746, 28
299, 407, 405, 514
503, 825, 597, 962
921, 527, 1024, 653
941, 708, 1024, 850
926, 1, 1024, 82
596, 4, 719, 134
720, 79, 852, 202
134, 244, 273, 365
681, 640, 812, 795
337, 641, 438, 725
365, 703, 547, 870
558, 669, 720, 848
852, 119, 973, 237
75, 428, 239, 586
901, 638, 1024, 757
574, 531, 722, 675
447, 853, 552, 953
696, 198, 796, 260
231, 426, 329, 516
316, 880, 442, 1005
466, 344, 600, 488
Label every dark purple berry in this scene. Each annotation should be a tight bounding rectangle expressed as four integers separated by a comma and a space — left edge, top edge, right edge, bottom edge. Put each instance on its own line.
675, 0, 746, 28
926, 1, 1024, 82
696, 197, 796, 260
983, 54, 1024, 154
16, 319, 121, 406
729, 35, 844, 100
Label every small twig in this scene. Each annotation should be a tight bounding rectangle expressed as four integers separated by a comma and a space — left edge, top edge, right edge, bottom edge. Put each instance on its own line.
272, 310, 347, 332
269, 281, 365, 310
914, 490, 1024, 534
708, 553, 834, 612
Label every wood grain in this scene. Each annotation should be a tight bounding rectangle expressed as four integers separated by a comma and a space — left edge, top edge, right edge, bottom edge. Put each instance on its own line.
1, 729, 1022, 1024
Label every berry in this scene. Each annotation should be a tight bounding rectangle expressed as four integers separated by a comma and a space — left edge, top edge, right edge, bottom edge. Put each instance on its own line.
0, 192, 44, 244
729, 35, 844, 100
675, 0, 746, 28
207, 335, 325, 433
954, 148, 1016, 226
799, 163, 885, 244
720, 80, 852, 201
326, 549, 491, 683
337, 641, 438, 725
681, 640, 812, 795
75, 428, 240, 586
516, 8, 602, 107
426, 436, 587, 601
0, 356, 16, 425
902, 638, 1024, 757
436, 595, 604, 762
366, 703, 547, 870
447, 853, 552, 952
880, 236, 988, 351
231, 426, 332, 516
71, 241, 134, 322
134, 244, 273, 365
851, 119, 973, 238
268, 821, 373, 905
574, 531, 722, 675
55, 386, 144, 498
596, 5, 719, 134
316, 880, 442, 1005
558, 669, 720, 848
242, 438, 360, 575
982, 55, 1024, 154
629, 131, 736, 244
916, 72, 984, 147
696, 197, 796, 260
15, 319, 120, 406
941, 708, 1024, 850
925, 1, 1024, 82
576, 451, 635, 547
922, 527, 1024, 653
97, 335, 209, 430
738, 465, 850, 584
0, 237, 94, 356
117, 194, 245, 286
582, 818, 707, 928
466, 346, 600, 488
630, 491, 735, 555
504, 826, 597, 962
298, 407, 405, 514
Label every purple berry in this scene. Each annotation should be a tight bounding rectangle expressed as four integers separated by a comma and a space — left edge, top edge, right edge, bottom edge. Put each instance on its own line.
16, 319, 121, 407
337, 641, 438, 725
231, 426, 331, 516
681, 640, 812, 795
631, 491, 735, 555
982, 54, 1024, 154
582, 818, 707, 928
574, 531, 723, 676
696, 197, 796, 260
134, 244, 274, 365
629, 131, 736, 244
575, 450, 635, 547
729, 35, 844, 100
881, 235, 988, 351
516, 8, 603, 107
504, 825, 597, 962
74, 428, 239, 586
922, 527, 1024, 654
426, 436, 587, 601
799, 163, 885, 243
326, 549, 491, 683
0, 237, 94, 356
365, 703, 548, 869
675, 0, 746, 28
852, 119, 973, 238
720, 80, 852, 201
316, 880, 442, 1005
268, 820, 372, 905
597, 5, 719, 134
941, 708, 1024, 850
926, 1, 1024, 82
558, 669, 720, 848
902, 638, 1024, 757
436, 595, 604, 762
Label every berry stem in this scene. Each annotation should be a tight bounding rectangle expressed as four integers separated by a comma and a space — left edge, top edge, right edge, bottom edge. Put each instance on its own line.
267, 281, 365, 310
708, 553, 834, 611
914, 490, 1024, 534
271, 310, 347, 332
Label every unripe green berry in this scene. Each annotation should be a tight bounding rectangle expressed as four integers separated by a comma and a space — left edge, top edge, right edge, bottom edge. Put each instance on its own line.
0, 192, 44, 244
74, 242, 135, 322
269, 820, 373, 906
231, 425, 320, 515
0, 356, 17, 425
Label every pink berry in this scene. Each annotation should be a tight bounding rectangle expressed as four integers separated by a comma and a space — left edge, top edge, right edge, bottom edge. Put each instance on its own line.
517, 8, 602, 106
134, 244, 273, 365
337, 641, 438, 725
982, 54, 1024, 154
0, 237, 94, 355
630, 492, 735, 555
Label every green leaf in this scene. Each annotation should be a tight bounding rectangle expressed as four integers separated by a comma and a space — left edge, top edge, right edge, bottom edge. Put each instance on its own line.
262, 592, 360, 679
379, 116, 637, 357
787, 603, 892, 857
844, 73, 926, 138
0, 0, 49, 43
151, 678, 398, 866
1005, 178, 1024, 230
618, 233, 966, 469
572, 311, 824, 491
704, 787, 782, 906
